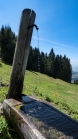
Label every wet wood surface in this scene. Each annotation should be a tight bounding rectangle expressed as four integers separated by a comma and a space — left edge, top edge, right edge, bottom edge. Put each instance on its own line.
3, 96, 78, 139
3, 98, 45, 139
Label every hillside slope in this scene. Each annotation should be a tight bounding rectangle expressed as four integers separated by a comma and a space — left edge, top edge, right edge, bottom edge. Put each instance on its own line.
0, 61, 78, 120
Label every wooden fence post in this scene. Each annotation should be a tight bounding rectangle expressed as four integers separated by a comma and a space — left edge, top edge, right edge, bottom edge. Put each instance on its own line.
7, 9, 36, 99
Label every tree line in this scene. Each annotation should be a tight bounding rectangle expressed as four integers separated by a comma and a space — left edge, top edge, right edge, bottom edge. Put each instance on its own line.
0, 25, 16, 64
0, 25, 72, 83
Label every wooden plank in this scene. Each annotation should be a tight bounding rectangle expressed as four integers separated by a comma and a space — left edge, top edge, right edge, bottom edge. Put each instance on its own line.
7, 9, 36, 99
3, 99, 45, 139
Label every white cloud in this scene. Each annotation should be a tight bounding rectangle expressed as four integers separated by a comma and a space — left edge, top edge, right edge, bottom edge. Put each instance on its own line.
33, 36, 78, 72
33, 36, 78, 50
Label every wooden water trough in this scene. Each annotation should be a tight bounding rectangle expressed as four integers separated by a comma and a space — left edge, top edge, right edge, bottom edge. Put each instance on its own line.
3, 9, 78, 139
3, 95, 78, 139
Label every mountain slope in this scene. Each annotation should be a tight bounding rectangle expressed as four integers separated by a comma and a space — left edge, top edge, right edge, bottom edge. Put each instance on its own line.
0, 61, 78, 120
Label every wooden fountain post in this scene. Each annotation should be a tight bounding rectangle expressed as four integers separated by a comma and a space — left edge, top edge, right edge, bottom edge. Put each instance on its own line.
7, 9, 36, 99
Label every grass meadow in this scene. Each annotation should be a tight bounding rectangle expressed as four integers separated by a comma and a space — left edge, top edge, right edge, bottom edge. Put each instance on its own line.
0, 61, 78, 138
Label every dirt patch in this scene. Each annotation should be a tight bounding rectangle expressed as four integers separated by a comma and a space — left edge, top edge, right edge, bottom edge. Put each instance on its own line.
68, 90, 74, 94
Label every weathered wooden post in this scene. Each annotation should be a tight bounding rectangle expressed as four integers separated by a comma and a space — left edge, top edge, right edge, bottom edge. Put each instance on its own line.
7, 9, 36, 99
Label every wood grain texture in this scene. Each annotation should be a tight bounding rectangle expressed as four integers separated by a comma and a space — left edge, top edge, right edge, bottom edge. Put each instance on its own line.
3, 96, 78, 139
3, 99, 45, 139
7, 9, 36, 99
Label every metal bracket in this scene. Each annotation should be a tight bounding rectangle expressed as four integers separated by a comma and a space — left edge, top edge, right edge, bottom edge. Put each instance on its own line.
28, 24, 39, 30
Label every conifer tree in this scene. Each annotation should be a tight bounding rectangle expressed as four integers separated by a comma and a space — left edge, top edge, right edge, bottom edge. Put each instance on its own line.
0, 25, 16, 64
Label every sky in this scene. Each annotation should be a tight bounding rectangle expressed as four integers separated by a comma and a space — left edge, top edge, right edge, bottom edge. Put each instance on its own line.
0, 0, 78, 71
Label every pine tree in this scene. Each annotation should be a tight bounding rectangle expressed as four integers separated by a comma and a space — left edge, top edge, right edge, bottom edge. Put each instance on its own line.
40, 52, 45, 73
48, 48, 55, 77
0, 25, 16, 64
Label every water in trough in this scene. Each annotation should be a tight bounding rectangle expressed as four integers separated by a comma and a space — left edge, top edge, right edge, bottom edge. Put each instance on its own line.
20, 96, 78, 139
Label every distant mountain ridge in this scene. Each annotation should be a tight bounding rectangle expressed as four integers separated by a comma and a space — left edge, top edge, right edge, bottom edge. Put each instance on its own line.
72, 71, 78, 78
71, 71, 78, 83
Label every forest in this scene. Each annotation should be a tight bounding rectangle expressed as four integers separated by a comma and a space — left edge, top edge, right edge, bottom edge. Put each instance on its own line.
0, 25, 72, 83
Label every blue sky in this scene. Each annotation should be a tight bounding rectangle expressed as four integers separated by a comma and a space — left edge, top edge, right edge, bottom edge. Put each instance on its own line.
0, 0, 78, 71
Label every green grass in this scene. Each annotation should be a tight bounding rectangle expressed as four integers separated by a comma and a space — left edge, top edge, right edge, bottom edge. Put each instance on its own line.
23, 71, 78, 119
0, 115, 11, 139
0, 61, 78, 138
